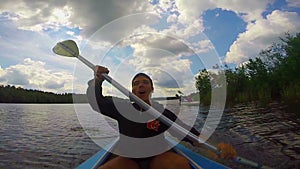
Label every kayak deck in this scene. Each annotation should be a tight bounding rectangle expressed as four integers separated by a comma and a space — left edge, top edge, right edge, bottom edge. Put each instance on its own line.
76, 139, 230, 169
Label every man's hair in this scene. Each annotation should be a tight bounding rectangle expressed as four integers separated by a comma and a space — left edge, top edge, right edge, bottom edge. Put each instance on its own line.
132, 73, 153, 88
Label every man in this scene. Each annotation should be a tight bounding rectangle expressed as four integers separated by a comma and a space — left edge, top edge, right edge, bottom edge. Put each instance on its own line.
87, 65, 236, 169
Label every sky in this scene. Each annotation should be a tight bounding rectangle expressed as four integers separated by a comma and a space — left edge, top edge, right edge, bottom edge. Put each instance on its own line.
0, 0, 300, 98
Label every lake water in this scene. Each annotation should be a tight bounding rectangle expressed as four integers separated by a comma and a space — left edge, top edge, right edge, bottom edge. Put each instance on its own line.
0, 104, 99, 169
0, 103, 299, 169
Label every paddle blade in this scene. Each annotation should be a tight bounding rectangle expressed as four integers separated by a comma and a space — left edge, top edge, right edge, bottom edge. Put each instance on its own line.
52, 40, 79, 57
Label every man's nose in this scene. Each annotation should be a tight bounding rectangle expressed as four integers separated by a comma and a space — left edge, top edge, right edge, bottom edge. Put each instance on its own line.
137, 82, 144, 87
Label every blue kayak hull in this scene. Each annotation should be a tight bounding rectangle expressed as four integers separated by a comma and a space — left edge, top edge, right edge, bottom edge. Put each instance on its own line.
76, 139, 230, 169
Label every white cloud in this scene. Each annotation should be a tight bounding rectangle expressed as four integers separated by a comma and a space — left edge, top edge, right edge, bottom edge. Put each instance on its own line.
124, 33, 191, 72
86, 13, 161, 44
175, 0, 214, 24
174, 0, 274, 24
225, 10, 300, 64
212, 0, 274, 22
1, 0, 203, 96
0, 0, 155, 37
156, 0, 174, 11
1, 0, 297, 96
192, 39, 215, 54
121, 34, 198, 95
0, 58, 75, 93
68, 0, 156, 39
0, 0, 72, 32
166, 13, 177, 23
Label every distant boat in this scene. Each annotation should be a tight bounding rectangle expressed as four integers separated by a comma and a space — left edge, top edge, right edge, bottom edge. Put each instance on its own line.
154, 96, 199, 107
180, 101, 200, 106
179, 95, 200, 106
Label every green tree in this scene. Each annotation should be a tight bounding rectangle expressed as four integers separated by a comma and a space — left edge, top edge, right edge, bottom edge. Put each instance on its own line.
195, 32, 300, 112
195, 69, 211, 105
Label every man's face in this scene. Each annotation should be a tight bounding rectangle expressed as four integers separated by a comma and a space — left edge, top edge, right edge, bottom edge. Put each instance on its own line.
132, 76, 153, 102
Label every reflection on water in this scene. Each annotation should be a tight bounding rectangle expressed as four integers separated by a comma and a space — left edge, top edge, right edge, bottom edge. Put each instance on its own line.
0, 104, 99, 169
196, 102, 300, 169
0, 103, 299, 169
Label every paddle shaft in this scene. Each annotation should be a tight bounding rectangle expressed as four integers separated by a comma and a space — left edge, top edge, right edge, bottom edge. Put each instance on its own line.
56, 42, 216, 149
234, 156, 273, 169
56, 41, 273, 169
82, 61, 217, 150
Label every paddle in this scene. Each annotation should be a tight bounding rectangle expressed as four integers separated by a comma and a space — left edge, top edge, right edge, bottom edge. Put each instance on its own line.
53, 40, 215, 148
52, 40, 273, 169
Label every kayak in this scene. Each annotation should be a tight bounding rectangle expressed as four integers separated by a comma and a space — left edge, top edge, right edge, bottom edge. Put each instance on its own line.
76, 138, 230, 169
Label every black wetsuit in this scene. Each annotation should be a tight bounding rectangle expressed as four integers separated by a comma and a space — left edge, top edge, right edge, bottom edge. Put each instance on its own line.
86, 79, 200, 167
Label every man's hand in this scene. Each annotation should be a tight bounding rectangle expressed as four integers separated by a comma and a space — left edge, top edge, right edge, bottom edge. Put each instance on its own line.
193, 141, 237, 160
94, 65, 109, 82
217, 143, 237, 159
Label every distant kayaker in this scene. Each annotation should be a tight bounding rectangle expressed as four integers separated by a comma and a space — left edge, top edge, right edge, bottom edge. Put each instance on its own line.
87, 65, 237, 169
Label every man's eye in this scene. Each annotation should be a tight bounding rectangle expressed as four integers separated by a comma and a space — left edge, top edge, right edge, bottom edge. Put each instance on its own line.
133, 80, 150, 86
143, 80, 150, 84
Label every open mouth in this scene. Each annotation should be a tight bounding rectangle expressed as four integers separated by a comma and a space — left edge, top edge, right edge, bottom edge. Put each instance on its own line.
139, 91, 146, 95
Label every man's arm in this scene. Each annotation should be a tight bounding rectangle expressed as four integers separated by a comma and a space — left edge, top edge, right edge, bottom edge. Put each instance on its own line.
86, 78, 119, 119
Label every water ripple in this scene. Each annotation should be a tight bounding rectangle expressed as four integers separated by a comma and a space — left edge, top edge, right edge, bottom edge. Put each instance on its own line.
0, 103, 299, 169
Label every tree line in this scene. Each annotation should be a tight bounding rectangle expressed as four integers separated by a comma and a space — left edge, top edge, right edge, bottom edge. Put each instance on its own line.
1, 33, 298, 108
0, 85, 87, 103
195, 33, 299, 111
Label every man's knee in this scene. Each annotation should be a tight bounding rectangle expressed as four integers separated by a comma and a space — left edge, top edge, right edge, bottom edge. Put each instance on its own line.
150, 152, 191, 169
98, 156, 139, 169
